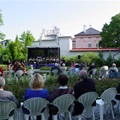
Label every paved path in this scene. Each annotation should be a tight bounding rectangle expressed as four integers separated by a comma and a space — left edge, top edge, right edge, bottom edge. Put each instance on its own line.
17, 106, 120, 120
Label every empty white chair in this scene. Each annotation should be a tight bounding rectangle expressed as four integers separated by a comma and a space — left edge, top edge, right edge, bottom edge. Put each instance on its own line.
14, 70, 24, 81
25, 69, 34, 79
96, 87, 117, 120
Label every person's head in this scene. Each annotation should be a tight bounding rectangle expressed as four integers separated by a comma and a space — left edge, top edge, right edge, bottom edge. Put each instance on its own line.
79, 70, 88, 80
55, 63, 58, 66
112, 63, 116, 67
29, 73, 45, 89
0, 77, 5, 88
91, 63, 95, 66
58, 73, 68, 86
62, 63, 65, 67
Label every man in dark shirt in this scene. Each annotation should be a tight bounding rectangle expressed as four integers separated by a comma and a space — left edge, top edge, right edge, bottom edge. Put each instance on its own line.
73, 70, 96, 115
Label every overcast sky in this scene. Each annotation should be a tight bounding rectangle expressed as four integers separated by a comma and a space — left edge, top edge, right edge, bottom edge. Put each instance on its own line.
0, 0, 120, 40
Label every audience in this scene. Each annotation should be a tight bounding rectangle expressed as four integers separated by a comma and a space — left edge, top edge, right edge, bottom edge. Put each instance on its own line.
99, 64, 108, 80
80, 62, 87, 70
50, 63, 61, 75
112, 82, 120, 109
60, 63, 67, 74
23, 73, 49, 120
0, 77, 18, 105
108, 63, 118, 78
72, 70, 96, 116
48, 73, 73, 120
87, 63, 96, 76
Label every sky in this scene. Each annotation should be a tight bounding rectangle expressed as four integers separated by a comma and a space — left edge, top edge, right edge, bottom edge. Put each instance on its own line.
0, 0, 120, 40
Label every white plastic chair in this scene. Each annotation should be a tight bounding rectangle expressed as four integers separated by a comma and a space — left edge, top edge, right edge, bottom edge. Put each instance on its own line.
14, 70, 24, 81
88, 68, 97, 79
96, 87, 117, 120
51, 94, 75, 120
0, 100, 17, 120
25, 69, 34, 80
76, 92, 98, 120
51, 69, 59, 75
23, 97, 49, 120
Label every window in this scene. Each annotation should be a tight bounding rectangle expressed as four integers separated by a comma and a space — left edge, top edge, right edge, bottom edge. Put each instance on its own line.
88, 43, 92, 48
5, 42, 7, 46
96, 42, 99, 48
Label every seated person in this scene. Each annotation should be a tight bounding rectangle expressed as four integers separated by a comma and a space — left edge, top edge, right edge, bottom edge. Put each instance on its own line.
112, 82, 120, 109
87, 63, 96, 76
48, 73, 73, 120
6, 60, 12, 71
108, 63, 118, 78
80, 62, 87, 70
22, 73, 49, 119
50, 63, 61, 75
72, 70, 96, 116
0, 66, 4, 76
13, 61, 24, 72
99, 64, 108, 80
60, 63, 67, 74
0, 77, 18, 119
116, 83, 120, 100
0, 77, 18, 104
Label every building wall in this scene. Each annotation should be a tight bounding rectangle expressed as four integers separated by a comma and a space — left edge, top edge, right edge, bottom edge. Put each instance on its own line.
74, 34, 101, 48
66, 51, 120, 60
31, 37, 120, 60
32, 36, 73, 58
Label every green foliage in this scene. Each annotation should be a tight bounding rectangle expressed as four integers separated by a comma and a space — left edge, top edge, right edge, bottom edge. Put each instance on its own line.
99, 13, 120, 47
4, 74, 120, 103
106, 53, 113, 67
4, 78, 29, 103
6, 37, 27, 62
80, 52, 100, 65
0, 10, 5, 40
95, 79, 120, 95
62, 55, 78, 66
20, 30, 35, 47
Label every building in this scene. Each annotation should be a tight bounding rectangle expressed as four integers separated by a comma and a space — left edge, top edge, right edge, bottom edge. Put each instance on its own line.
31, 27, 120, 60
73, 27, 101, 48
0, 39, 11, 48
32, 27, 72, 58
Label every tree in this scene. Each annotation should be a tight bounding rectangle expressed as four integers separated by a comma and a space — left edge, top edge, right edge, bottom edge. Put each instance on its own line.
7, 35, 27, 62
0, 10, 5, 40
20, 30, 35, 47
99, 13, 120, 48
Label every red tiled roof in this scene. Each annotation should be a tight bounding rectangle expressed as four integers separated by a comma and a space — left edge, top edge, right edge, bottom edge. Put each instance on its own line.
70, 48, 120, 52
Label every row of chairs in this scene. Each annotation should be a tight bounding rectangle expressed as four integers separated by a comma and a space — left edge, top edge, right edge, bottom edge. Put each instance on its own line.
0, 87, 118, 120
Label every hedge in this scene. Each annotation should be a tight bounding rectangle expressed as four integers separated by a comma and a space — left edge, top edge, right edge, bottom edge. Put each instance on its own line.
4, 74, 120, 105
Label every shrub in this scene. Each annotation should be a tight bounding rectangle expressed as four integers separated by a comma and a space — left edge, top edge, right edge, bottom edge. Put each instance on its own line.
80, 52, 100, 66
4, 74, 120, 104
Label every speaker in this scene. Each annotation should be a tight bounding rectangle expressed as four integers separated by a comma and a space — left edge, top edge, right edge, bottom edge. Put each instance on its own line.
78, 55, 81, 59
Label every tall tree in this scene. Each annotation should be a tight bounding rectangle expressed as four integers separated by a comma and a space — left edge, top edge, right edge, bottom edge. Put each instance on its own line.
99, 13, 120, 48
0, 10, 5, 40
20, 30, 35, 47
7, 35, 27, 61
